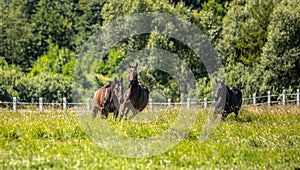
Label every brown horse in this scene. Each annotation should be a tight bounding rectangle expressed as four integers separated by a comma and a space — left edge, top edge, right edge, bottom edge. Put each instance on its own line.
92, 78, 123, 121
120, 63, 149, 120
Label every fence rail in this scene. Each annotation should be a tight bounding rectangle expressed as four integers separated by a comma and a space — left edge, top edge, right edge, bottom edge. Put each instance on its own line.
0, 89, 299, 112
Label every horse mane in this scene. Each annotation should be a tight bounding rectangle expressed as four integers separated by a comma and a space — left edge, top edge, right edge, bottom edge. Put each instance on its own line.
97, 81, 112, 90
105, 81, 112, 88
138, 83, 148, 89
229, 87, 241, 95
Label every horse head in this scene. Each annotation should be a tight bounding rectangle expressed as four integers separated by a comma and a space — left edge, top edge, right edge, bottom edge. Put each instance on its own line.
128, 63, 138, 84
214, 80, 227, 115
111, 77, 124, 104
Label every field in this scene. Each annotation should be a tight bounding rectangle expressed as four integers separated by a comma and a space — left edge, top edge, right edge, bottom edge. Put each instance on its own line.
0, 106, 299, 169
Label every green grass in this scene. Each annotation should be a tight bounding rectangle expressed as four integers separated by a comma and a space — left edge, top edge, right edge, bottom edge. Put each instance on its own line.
0, 106, 299, 169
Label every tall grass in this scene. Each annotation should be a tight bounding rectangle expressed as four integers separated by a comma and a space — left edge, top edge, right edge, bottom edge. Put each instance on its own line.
0, 106, 299, 169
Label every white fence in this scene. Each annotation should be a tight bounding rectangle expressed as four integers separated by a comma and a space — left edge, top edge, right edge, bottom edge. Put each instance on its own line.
0, 89, 299, 112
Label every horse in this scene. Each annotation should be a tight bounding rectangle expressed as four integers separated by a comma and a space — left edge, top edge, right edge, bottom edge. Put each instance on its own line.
92, 77, 123, 121
120, 63, 150, 120
214, 80, 242, 120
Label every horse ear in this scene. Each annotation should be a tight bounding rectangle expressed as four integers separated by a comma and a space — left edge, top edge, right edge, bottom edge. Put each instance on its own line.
135, 62, 138, 68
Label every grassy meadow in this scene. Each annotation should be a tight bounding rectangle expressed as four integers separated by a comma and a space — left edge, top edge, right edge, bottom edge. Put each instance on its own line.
0, 106, 299, 169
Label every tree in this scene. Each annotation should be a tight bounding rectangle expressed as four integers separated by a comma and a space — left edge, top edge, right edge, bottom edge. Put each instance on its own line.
72, 0, 107, 53
29, 0, 79, 58
0, 0, 35, 70
95, 49, 126, 87
29, 43, 76, 78
260, 0, 300, 93
192, 0, 226, 45
217, 0, 280, 66
100, 0, 224, 101
0, 64, 23, 101
213, 0, 283, 97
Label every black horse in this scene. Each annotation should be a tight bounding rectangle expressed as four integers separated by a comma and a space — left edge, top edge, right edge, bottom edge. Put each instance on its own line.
214, 80, 242, 120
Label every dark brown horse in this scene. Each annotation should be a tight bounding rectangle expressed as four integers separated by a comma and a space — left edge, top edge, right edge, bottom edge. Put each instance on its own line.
120, 63, 149, 120
92, 78, 123, 121
214, 80, 242, 120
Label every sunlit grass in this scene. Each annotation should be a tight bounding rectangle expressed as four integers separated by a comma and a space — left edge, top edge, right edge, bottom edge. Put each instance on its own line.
0, 106, 299, 169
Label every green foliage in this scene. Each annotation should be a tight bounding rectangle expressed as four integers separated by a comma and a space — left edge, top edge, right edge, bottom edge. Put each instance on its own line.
170, 0, 204, 10
140, 69, 181, 101
196, 76, 214, 99
0, 57, 8, 67
0, 0, 34, 70
225, 60, 263, 97
0, 0, 107, 72
214, 0, 299, 98
29, 0, 78, 53
0, 65, 23, 101
1, 0, 299, 102
260, 0, 300, 93
95, 49, 125, 86
0, 108, 299, 168
100, 0, 217, 101
29, 43, 76, 78
15, 73, 73, 103
217, 0, 280, 66
0, 62, 73, 103
196, 0, 226, 44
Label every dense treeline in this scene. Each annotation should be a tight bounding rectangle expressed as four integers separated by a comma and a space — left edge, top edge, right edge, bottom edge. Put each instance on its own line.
0, 0, 299, 103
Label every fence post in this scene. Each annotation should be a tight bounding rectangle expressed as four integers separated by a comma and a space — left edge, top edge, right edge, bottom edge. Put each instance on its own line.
39, 97, 43, 112
282, 90, 286, 106
187, 98, 190, 109
13, 97, 17, 112
253, 93, 256, 106
297, 89, 299, 106
149, 98, 152, 112
86, 98, 90, 112
168, 99, 171, 108
267, 91, 271, 106
204, 97, 207, 108
63, 97, 67, 111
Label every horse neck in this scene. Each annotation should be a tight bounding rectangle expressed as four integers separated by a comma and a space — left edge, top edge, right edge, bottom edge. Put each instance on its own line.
225, 85, 232, 99
111, 91, 118, 104
110, 83, 120, 103
105, 87, 112, 101
129, 79, 139, 95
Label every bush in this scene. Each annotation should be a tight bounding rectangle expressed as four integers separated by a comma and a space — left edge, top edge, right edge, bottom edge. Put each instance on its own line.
0, 64, 23, 101
0, 63, 73, 103
15, 73, 73, 103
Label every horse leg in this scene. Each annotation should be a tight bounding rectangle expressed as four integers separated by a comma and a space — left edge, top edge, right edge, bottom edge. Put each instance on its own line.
99, 107, 107, 119
113, 108, 119, 121
124, 105, 131, 120
221, 112, 228, 121
129, 110, 136, 119
129, 105, 138, 119
101, 109, 108, 119
101, 114, 108, 119
234, 111, 239, 118
120, 102, 128, 120
92, 106, 99, 118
